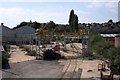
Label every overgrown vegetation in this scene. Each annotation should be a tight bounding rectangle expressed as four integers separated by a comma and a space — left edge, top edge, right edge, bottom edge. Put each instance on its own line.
3, 45, 10, 52
2, 45, 10, 69
90, 33, 120, 77
2, 51, 9, 68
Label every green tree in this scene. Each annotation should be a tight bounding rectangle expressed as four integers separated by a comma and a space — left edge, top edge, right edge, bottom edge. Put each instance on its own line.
46, 21, 56, 32
108, 19, 114, 29
68, 9, 79, 32
32, 21, 41, 29
74, 14, 78, 32
13, 21, 28, 29
69, 9, 75, 32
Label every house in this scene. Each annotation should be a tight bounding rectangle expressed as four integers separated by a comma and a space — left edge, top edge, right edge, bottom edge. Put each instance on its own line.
115, 34, 120, 47
1, 23, 36, 45
14, 25, 36, 44
100, 33, 120, 47
100, 34, 118, 42
1, 23, 15, 44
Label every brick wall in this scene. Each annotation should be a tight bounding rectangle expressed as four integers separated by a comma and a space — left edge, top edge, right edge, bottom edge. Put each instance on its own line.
115, 36, 120, 48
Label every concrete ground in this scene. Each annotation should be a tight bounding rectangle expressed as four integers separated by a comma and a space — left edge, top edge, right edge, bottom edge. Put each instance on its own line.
2, 59, 101, 79
59, 59, 101, 80
2, 60, 64, 78
2, 44, 102, 79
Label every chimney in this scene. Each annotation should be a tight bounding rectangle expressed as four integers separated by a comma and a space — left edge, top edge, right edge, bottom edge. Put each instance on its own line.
1, 23, 4, 26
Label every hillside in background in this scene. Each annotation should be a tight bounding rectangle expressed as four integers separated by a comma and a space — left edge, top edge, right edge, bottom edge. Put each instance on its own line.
12, 20, 120, 34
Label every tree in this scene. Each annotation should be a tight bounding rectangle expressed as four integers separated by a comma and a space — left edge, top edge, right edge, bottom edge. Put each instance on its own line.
74, 14, 78, 32
68, 9, 79, 32
32, 21, 41, 29
45, 21, 56, 32
13, 21, 28, 29
69, 9, 75, 31
108, 19, 114, 29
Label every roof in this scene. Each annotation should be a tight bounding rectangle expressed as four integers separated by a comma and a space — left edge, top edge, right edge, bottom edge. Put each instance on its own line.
0, 25, 12, 30
115, 34, 120, 37
100, 34, 118, 37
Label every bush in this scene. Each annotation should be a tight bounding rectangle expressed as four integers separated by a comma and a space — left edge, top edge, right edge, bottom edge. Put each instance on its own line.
19, 45, 24, 48
43, 49, 62, 60
2, 45, 10, 69
93, 41, 114, 59
2, 51, 10, 69
106, 47, 120, 75
107, 47, 120, 68
90, 33, 104, 45
3, 45, 10, 52
84, 53, 97, 60
23, 47, 30, 53
26, 50, 36, 56
90, 33, 120, 75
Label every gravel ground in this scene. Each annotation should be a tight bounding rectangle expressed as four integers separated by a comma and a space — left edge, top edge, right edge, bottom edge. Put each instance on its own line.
9, 45, 36, 63
2, 60, 64, 78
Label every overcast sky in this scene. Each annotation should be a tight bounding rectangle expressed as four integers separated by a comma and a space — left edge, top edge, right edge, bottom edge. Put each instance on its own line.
0, 0, 119, 28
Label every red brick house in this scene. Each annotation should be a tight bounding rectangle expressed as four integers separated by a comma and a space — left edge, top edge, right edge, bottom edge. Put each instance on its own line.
115, 34, 120, 48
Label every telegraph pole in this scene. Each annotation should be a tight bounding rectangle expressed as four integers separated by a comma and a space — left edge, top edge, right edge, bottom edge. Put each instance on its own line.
87, 24, 91, 55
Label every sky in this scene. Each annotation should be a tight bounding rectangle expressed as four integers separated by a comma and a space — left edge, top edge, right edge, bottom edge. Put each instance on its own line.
0, 0, 119, 28
118, 1, 120, 21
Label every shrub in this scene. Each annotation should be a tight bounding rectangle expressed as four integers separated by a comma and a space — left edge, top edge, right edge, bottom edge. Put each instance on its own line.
2, 45, 10, 69
106, 47, 120, 75
26, 50, 36, 56
23, 47, 30, 53
19, 45, 24, 48
84, 53, 97, 60
3, 45, 10, 52
93, 41, 114, 59
90, 33, 104, 45
2, 51, 10, 69
43, 49, 62, 60
107, 47, 120, 66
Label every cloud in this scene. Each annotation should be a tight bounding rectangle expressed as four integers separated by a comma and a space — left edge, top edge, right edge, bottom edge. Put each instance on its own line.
0, 7, 68, 28
87, 1, 118, 15
87, 2, 118, 9
0, 0, 119, 2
